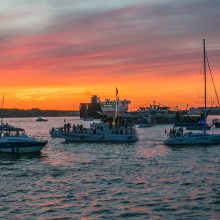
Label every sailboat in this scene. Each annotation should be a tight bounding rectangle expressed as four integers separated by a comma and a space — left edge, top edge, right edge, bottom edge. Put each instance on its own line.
164, 39, 220, 145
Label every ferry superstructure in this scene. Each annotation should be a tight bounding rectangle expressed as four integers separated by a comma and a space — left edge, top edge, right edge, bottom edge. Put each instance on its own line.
100, 99, 130, 117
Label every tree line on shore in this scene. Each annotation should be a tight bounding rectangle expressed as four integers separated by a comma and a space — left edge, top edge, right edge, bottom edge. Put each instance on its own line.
0, 108, 79, 118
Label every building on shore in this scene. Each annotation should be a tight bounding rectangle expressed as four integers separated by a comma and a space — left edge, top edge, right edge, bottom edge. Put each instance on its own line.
80, 96, 102, 119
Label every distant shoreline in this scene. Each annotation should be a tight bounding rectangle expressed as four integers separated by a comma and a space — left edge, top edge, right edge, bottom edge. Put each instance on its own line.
0, 108, 79, 118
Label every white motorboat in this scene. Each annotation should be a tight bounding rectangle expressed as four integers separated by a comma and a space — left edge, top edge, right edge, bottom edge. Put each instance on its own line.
164, 39, 220, 145
164, 128, 220, 145
0, 127, 48, 153
61, 121, 139, 143
36, 117, 48, 122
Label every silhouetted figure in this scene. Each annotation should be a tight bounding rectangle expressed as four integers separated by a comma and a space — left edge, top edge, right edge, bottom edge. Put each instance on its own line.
67, 123, 71, 132
64, 123, 67, 132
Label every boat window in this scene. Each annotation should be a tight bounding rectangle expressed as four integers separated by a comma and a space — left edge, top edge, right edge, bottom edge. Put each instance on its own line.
125, 130, 128, 135
111, 131, 114, 134
10, 131, 20, 136
116, 130, 119, 135
1, 131, 8, 137
120, 130, 123, 135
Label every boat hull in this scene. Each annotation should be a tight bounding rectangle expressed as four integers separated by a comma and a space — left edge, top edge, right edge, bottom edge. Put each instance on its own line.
0, 140, 48, 153
63, 133, 138, 143
164, 134, 220, 145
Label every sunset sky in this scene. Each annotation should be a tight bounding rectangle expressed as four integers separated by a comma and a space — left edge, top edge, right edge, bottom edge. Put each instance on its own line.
1, 0, 220, 110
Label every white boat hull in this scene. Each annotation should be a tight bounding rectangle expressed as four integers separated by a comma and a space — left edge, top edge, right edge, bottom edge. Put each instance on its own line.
164, 134, 220, 145
52, 121, 139, 143
0, 137, 47, 153
0, 145, 45, 153
63, 133, 138, 143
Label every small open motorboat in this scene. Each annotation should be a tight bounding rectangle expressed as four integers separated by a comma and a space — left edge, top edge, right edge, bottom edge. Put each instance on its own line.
164, 127, 220, 145
36, 117, 48, 122
0, 127, 48, 153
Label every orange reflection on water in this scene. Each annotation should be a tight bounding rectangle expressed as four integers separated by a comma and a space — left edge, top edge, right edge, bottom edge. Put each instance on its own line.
137, 145, 168, 158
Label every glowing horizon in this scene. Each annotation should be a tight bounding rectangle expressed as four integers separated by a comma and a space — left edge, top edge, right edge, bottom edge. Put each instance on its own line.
1, 0, 220, 110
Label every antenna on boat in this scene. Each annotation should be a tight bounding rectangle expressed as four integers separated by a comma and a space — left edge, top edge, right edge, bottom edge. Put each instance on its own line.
1, 95, 4, 125
114, 87, 119, 119
203, 39, 207, 133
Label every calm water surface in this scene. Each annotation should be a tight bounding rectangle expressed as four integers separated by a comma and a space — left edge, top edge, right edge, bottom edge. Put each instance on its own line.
0, 117, 220, 219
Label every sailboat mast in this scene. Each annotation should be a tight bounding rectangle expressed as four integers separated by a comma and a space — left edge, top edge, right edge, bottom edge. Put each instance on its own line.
1, 95, 4, 124
203, 39, 207, 131
115, 87, 119, 119
203, 39, 207, 111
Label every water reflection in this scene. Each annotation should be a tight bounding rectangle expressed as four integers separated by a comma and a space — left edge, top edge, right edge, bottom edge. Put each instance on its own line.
0, 151, 46, 161
137, 145, 168, 158
0, 117, 220, 219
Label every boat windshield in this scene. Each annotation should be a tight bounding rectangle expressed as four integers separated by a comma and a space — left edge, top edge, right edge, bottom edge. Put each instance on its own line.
1, 129, 27, 137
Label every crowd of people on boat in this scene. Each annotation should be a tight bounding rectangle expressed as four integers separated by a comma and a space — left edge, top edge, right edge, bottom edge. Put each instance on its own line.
51, 118, 135, 135
63, 123, 84, 133
51, 123, 85, 133
166, 127, 184, 137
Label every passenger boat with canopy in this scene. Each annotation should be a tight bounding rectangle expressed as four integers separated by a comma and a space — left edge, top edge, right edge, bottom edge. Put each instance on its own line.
51, 88, 139, 143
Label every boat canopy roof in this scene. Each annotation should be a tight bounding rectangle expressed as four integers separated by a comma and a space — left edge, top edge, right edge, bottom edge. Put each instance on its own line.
1, 127, 25, 132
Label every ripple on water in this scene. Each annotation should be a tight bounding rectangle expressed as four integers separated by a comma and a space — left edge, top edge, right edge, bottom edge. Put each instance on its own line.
1, 118, 220, 219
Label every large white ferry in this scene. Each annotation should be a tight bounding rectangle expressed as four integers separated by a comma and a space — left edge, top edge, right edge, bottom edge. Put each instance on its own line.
100, 99, 130, 117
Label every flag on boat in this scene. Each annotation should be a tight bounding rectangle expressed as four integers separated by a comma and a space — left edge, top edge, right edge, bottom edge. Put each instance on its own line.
116, 87, 118, 96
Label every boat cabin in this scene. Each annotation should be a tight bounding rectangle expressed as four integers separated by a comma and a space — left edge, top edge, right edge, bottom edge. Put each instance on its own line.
89, 122, 134, 135
0, 128, 27, 138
